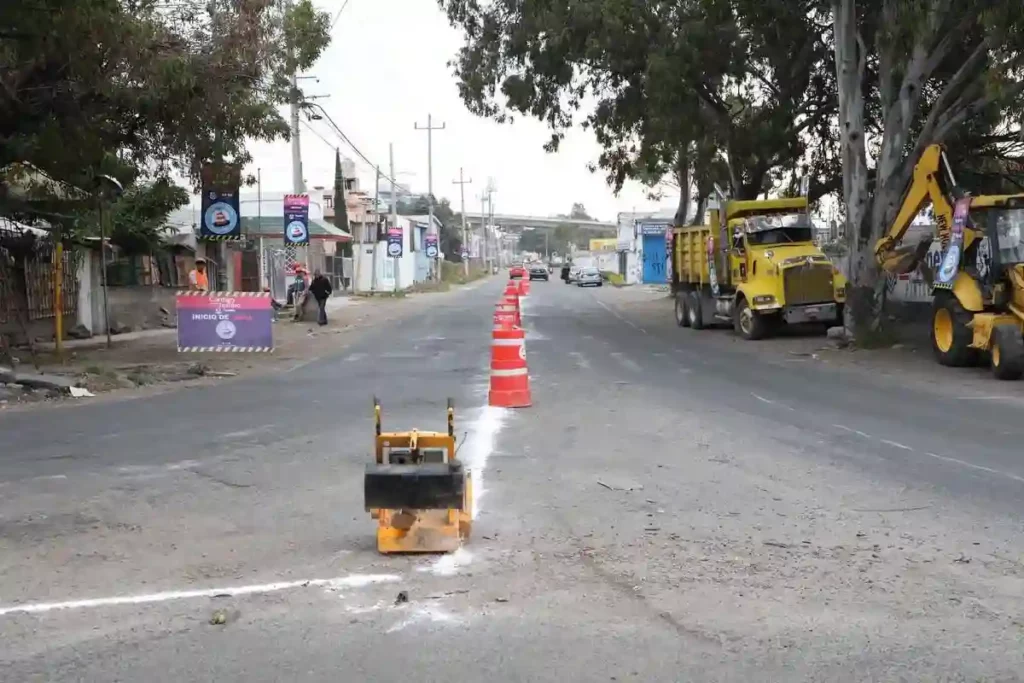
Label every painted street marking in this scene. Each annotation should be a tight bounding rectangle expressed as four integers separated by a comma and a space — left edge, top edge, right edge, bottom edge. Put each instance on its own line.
345, 352, 367, 362
923, 452, 1024, 485
593, 297, 645, 332
386, 604, 462, 633
420, 547, 474, 577
752, 393, 774, 404
0, 574, 401, 617
832, 424, 872, 438
610, 351, 642, 372
283, 356, 321, 373
955, 395, 1011, 401
880, 439, 914, 451
462, 406, 506, 521
570, 351, 591, 369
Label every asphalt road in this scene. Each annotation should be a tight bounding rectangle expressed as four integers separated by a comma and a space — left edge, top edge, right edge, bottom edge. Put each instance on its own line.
2, 277, 1023, 681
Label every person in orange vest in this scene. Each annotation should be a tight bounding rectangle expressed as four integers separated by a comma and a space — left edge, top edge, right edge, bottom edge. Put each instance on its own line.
188, 257, 210, 291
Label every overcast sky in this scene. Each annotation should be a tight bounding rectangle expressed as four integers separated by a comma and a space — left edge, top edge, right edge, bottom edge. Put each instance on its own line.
242, 0, 667, 223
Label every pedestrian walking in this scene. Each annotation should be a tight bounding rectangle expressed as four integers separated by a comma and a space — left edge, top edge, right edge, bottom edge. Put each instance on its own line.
308, 269, 333, 326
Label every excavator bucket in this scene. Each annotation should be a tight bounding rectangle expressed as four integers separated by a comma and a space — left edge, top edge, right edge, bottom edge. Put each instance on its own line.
364, 397, 472, 554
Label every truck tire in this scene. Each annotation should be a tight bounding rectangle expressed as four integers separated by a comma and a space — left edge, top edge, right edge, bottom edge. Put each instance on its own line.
675, 295, 690, 327
990, 324, 1024, 380
931, 292, 978, 367
687, 291, 705, 330
734, 297, 767, 340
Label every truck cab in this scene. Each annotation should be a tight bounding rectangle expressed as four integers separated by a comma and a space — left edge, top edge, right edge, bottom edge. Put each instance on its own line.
671, 196, 847, 339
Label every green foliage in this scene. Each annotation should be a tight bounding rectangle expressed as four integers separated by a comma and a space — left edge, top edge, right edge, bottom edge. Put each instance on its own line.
397, 195, 464, 261
0, 0, 331, 242
439, 0, 837, 205
108, 179, 190, 254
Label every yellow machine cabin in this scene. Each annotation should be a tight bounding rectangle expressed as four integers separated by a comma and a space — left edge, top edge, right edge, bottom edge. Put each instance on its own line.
670, 195, 847, 339
875, 143, 1024, 380
363, 398, 473, 554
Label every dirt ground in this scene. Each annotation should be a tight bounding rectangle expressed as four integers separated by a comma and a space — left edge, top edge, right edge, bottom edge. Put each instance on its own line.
0, 291, 454, 410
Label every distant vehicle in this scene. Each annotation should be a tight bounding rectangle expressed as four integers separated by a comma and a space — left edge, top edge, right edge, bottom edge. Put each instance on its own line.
509, 264, 525, 279
576, 267, 602, 287
528, 264, 549, 281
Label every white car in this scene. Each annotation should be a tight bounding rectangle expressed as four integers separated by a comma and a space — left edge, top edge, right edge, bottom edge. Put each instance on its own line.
576, 266, 603, 287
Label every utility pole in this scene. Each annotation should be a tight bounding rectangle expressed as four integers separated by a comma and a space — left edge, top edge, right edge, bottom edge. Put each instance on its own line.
390, 144, 400, 292
414, 114, 445, 280
290, 72, 303, 194
480, 194, 487, 271
371, 166, 380, 293
452, 168, 472, 276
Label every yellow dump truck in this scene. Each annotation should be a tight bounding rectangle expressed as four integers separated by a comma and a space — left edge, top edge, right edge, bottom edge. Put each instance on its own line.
670, 196, 847, 339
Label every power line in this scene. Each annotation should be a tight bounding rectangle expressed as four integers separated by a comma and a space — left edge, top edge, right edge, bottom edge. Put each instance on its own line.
330, 0, 352, 31
304, 103, 400, 187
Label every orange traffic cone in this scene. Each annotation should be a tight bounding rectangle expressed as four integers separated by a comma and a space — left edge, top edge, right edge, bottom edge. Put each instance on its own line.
494, 303, 517, 329
518, 278, 530, 296
488, 326, 531, 408
495, 301, 521, 327
504, 281, 519, 297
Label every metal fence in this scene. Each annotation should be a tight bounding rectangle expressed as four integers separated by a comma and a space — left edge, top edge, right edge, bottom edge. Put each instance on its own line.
0, 226, 79, 325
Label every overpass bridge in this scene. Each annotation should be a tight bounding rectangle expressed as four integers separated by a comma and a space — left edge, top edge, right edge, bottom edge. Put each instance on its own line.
464, 213, 616, 232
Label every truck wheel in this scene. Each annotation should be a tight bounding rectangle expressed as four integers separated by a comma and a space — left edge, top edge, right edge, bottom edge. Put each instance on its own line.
675, 295, 690, 328
687, 291, 705, 330
734, 298, 767, 340
990, 325, 1024, 380
931, 292, 978, 367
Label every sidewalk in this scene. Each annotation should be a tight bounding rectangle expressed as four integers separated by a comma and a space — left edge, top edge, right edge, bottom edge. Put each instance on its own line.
1, 293, 425, 408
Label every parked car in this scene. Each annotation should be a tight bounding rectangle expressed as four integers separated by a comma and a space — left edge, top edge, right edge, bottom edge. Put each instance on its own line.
576, 266, 603, 287
528, 264, 549, 281
509, 264, 526, 279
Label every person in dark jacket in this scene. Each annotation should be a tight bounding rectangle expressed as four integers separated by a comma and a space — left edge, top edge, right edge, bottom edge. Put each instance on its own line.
308, 269, 333, 326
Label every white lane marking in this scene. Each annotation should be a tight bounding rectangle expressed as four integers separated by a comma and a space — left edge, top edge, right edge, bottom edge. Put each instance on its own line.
924, 452, 1024, 485
30, 474, 68, 481
751, 392, 795, 411
421, 547, 474, 577
880, 439, 914, 451
610, 351, 642, 372
833, 424, 872, 438
462, 406, 506, 520
386, 605, 462, 633
0, 574, 401, 617
345, 352, 367, 362
955, 396, 1011, 401
570, 351, 591, 369
284, 356, 322, 373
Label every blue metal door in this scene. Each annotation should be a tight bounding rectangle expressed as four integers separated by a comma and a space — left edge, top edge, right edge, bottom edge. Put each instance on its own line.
642, 234, 666, 283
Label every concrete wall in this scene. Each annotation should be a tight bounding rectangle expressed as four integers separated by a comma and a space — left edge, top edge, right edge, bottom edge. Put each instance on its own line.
351, 217, 417, 292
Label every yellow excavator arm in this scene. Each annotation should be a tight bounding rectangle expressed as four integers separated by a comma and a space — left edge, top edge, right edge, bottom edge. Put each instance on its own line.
874, 143, 967, 280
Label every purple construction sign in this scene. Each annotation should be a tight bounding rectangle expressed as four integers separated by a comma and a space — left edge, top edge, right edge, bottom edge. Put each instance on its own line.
176, 292, 273, 352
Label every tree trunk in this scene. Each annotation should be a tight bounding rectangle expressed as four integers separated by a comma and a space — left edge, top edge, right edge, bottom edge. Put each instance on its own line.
674, 148, 691, 225
832, 0, 883, 340
690, 195, 707, 225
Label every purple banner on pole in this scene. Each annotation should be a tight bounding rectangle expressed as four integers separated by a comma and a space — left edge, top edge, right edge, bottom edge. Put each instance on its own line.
176, 293, 274, 351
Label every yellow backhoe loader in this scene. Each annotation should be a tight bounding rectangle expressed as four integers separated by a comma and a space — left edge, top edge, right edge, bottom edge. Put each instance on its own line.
875, 143, 1024, 379
363, 398, 472, 553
